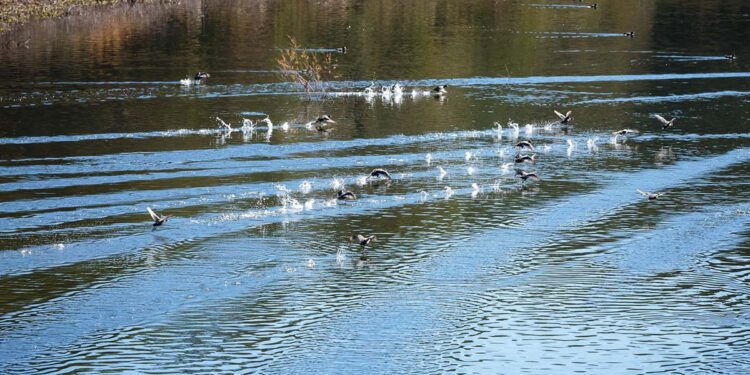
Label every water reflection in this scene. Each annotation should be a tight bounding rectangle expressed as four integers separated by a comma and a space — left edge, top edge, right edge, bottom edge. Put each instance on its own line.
1, 0, 750, 373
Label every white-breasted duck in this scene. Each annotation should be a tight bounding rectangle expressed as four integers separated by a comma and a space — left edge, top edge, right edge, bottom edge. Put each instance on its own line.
368, 168, 392, 181
514, 153, 536, 164
432, 85, 448, 96
515, 140, 535, 150
194, 72, 210, 81
612, 129, 638, 136
314, 114, 335, 132
516, 170, 541, 182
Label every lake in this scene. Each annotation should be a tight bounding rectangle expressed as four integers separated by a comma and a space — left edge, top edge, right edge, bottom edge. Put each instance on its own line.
1, 0, 749, 373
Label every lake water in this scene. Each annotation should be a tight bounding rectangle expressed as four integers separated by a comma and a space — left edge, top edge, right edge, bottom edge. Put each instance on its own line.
1, 0, 749, 373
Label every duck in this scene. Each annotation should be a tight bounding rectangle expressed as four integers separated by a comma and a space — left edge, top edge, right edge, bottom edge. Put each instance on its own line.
432, 85, 448, 96
147, 207, 172, 227
368, 168, 393, 181
516, 170, 541, 182
612, 129, 638, 136
590, 3, 597, 9
554, 110, 573, 124
514, 153, 536, 164
349, 234, 377, 247
194, 72, 210, 81
637, 189, 665, 200
337, 46, 348, 54
654, 114, 676, 129
216, 117, 232, 132
337, 190, 358, 200
515, 140, 535, 150
725, 52, 736, 61
624, 31, 635, 38
314, 114, 335, 132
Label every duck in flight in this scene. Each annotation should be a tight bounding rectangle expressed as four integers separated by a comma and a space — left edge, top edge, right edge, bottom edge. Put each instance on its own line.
516, 170, 541, 183
515, 153, 536, 164
654, 114, 676, 129
515, 140, 535, 151
349, 234, 377, 257
147, 207, 172, 227
612, 129, 638, 136
554, 110, 573, 124
337, 190, 358, 200
368, 168, 392, 182
637, 189, 665, 200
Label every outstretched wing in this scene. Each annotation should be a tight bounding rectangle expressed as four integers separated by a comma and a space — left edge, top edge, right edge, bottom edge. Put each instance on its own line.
654, 114, 669, 125
565, 111, 572, 118
636, 189, 649, 197
147, 207, 160, 221
528, 173, 541, 181
554, 110, 565, 120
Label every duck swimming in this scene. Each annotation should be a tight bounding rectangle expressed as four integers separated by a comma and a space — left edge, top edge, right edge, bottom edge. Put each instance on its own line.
554, 110, 573, 124
314, 114, 335, 132
654, 114, 676, 129
337, 190, 358, 200
637, 189, 665, 200
432, 85, 448, 96
147, 207, 172, 227
624, 31, 635, 38
194, 72, 210, 81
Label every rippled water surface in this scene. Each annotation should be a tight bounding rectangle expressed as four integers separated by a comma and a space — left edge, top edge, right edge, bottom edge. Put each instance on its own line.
1, 0, 750, 373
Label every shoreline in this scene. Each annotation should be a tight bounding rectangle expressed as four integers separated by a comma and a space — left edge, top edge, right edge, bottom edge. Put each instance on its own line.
0, 0, 167, 33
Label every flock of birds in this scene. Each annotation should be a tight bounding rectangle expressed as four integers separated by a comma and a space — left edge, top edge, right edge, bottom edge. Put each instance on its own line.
147, 77, 679, 257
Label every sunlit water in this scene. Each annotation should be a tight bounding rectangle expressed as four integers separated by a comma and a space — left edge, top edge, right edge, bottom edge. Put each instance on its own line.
1, 0, 750, 373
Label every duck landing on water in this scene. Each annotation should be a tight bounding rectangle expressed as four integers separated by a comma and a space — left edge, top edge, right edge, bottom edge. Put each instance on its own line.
368, 168, 393, 182
515, 140, 535, 151
432, 85, 448, 96
147, 207, 172, 227
637, 189, 665, 200
554, 110, 573, 124
337, 190, 358, 200
612, 129, 639, 136
654, 114, 676, 129
515, 153, 536, 164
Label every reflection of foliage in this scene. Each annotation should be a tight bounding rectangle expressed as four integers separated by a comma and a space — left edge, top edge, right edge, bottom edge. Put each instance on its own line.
276, 36, 337, 94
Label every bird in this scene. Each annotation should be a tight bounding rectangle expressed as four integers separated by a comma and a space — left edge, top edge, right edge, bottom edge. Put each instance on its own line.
554, 110, 573, 124
612, 129, 638, 136
515, 140, 535, 151
624, 31, 635, 38
337, 190, 357, 200
515, 153, 536, 163
590, 3, 597, 9
654, 114, 676, 129
216, 117, 232, 132
194, 72, 210, 81
314, 114, 335, 132
637, 189, 665, 200
725, 52, 736, 61
516, 170, 541, 182
349, 234, 377, 247
368, 168, 392, 181
147, 207, 171, 227
432, 85, 448, 96
337, 46, 348, 54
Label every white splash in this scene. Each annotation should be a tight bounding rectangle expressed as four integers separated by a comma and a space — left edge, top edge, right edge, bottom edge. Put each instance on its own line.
467, 166, 476, 175
304, 199, 315, 210
425, 153, 433, 165
444, 186, 454, 199
280, 121, 290, 131
587, 137, 599, 151
330, 178, 345, 190
465, 151, 475, 162
336, 248, 346, 266
471, 183, 482, 198
420, 190, 430, 202
500, 162, 513, 174
307, 259, 316, 269
524, 124, 534, 136
567, 139, 576, 157
299, 181, 313, 194
508, 120, 520, 139
242, 118, 255, 132
437, 166, 447, 180
356, 176, 369, 186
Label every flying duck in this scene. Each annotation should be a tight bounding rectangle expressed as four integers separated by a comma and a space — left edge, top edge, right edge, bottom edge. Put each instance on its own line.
349, 234, 377, 247
624, 31, 635, 38
514, 153, 536, 164
654, 114, 676, 129
637, 189, 665, 200
515, 140, 535, 150
337, 190, 358, 200
368, 168, 392, 181
516, 170, 541, 182
612, 129, 638, 136
147, 207, 172, 227
554, 110, 573, 124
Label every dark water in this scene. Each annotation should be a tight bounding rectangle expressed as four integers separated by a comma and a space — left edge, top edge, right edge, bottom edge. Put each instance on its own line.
1, 0, 750, 373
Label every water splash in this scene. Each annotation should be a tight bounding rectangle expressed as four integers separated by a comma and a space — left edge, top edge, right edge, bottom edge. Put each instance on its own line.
437, 166, 447, 180
299, 181, 313, 194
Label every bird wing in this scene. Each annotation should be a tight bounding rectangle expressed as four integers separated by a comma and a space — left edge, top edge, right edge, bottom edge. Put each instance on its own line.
636, 189, 649, 196
147, 207, 160, 221
565, 110, 572, 118
554, 110, 565, 119
654, 115, 669, 125
529, 174, 541, 181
